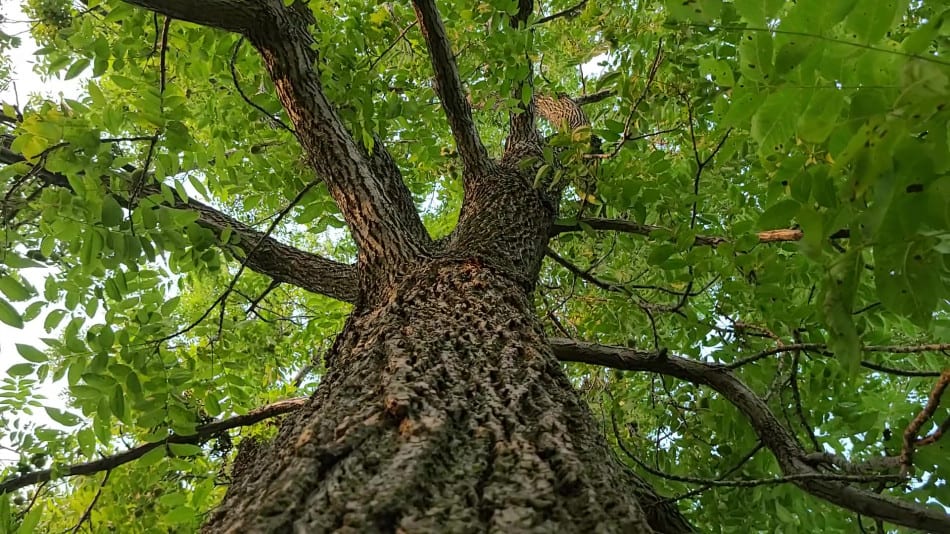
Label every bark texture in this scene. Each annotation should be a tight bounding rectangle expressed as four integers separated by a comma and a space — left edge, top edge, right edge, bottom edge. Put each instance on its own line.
206, 260, 665, 533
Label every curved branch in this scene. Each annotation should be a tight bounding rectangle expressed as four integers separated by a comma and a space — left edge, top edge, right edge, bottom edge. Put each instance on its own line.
549, 338, 950, 533
0, 144, 358, 303
412, 0, 492, 177
0, 398, 308, 495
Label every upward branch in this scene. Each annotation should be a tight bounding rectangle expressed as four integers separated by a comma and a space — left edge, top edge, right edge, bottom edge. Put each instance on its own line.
122, 1, 431, 301
503, 0, 543, 163
412, 0, 492, 178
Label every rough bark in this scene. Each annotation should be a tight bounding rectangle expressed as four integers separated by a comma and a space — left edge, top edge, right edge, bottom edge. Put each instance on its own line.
205, 260, 688, 533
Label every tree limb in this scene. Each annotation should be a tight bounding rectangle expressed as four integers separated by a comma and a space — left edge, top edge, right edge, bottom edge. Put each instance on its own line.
121, 0, 263, 33
549, 338, 950, 533
0, 144, 358, 303
551, 216, 851, 246
124, 1, 431, 298
573, 89, 614, 106
0, 397, 308, 495
412, 0, 492, 177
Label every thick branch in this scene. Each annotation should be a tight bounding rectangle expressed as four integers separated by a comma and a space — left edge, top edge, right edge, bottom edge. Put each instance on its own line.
0, 398, 307, 495
412, 0, 492, 177
0, 145, 358, 303
549, 338, 950, 533
121, 0, 263, 33
551, 217, 851, 246
125, 1, 431, 295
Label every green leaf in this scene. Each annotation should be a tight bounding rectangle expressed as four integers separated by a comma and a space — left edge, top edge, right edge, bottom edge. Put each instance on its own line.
874, 238, 943, 326
758, 199, 800, 229
45, 407, 82, 426
734, 0, 784, 26
844, 0, 907, 44
64, 58, 90, 80
699, 57, 735, 87
751, 90, 799, 157
167, 443, 203, 456
44, 309, 67, 332
138, 445, 166, 467
0, 297, 23, 328
822, 249, 863, 372
738, 33, 773, 83
100, 194, 124, 227
7, 363, 34, 377
16, 344, 47, 363
0, 276, 31, 301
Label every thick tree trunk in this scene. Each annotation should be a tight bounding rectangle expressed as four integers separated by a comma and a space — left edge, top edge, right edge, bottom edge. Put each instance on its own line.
205, 259, 687, 533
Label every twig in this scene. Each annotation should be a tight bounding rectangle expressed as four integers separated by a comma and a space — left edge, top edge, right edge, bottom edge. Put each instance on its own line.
0, 398, 307, 495
900, 369, 950, 476
534, 0, 588, 25
229, 37, 294, 134
69, 470, 111, 533
368, 20, 418, 69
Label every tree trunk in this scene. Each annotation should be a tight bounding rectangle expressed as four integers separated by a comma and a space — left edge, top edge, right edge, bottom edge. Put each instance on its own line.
204, 259, 687, 533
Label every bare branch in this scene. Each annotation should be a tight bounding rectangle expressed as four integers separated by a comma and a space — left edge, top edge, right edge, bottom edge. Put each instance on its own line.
549, 338, 950, 533
412, 0, 492, 177
0, 143, 358, 303
901, 370, 950, 476
726, 342, 950, 370
551, 217, 851, 246
535, 0, 589, 25
0, 398, 307, 495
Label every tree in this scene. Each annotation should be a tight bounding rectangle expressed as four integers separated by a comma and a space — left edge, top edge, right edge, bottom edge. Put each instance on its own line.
1, 0, 949, 531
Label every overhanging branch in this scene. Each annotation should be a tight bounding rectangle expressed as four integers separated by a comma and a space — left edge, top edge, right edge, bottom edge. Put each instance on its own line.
121, 0, 263, 33
0, 144, 358, 303
0, 397, 307, 495
549, 338, 950, 533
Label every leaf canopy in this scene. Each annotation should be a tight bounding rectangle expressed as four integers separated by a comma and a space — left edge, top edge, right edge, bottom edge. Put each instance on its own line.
1, 0, 949, 531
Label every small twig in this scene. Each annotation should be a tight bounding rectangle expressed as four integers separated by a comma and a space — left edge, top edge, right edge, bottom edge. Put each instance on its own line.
656, 442, 765, 504
69, 470, 111, 533
246, 279, 281, 317
534, 0, 588, 25
596, 40, 664, 159
900, 369, 950, 476
368, 20, 418, 69
229, 37, 294, 134
790, 351, 820, 450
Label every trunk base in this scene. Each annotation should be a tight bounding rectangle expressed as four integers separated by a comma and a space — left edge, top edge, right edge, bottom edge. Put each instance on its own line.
206, 260, 686, 533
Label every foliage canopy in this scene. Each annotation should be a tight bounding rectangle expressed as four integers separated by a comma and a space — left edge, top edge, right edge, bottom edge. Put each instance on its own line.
1, 0, 949, 531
